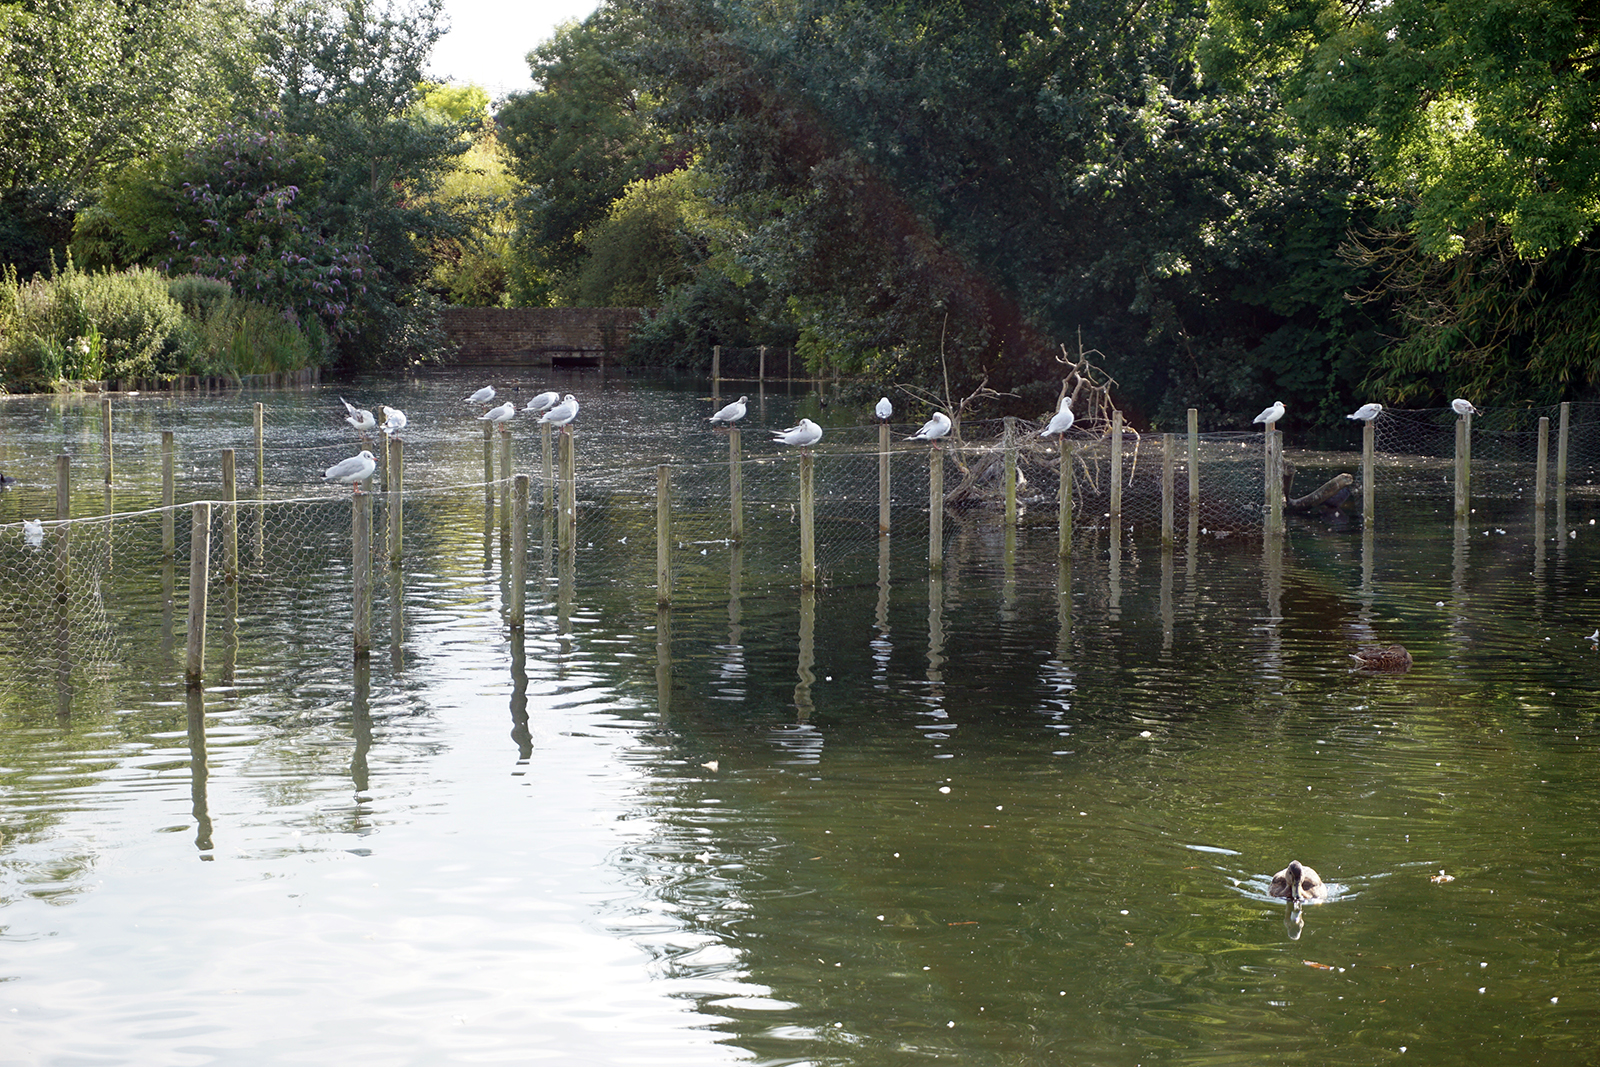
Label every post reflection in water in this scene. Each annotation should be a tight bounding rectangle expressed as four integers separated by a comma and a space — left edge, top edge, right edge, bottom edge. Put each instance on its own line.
482, 499, 494, 571
1107, 527, 1123, 620
350, 656, 372, 797
1160, 543, 1175, 651
1261, 532, 1284, 681
388, 563, 405, 672
220, 580, 238, 686
557, 541, 575, 660
1450, 515, 1470, 652
873, 538, 892, 683
794, 590, 815, 721
925, 575, 945, 704
160, 558, 176, 664
655, 605, 672, 720
54, 581, 71, 725
509, 630, 531, 759
185, 685, 213, 858
720, 546, 745, 698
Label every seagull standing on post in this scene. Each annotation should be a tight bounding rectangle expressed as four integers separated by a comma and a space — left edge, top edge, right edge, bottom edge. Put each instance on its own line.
1451, 398, 1480, 417
875, 397, 893, 422
341, 397, 376, 435
524, 390, 560, 414
479, 401, 516, 432
709, 395, 748, 427
1347, 403, 1382, 421
324, 450, 377, 494
465, 385, 496, 406
1042, 396, 1075, 438
380, 406, 407, 437
539, 394, 580, 433
1252, 400, 1285, 428
907, 411, 952, 443
772, 418, 823, 452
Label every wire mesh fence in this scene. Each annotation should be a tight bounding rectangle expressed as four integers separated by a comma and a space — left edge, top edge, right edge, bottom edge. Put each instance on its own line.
2, 399, 1599, 697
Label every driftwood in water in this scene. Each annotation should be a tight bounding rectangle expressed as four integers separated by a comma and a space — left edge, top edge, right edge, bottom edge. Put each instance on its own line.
1282, 460, 1356, 513
944, 447, 1028, 508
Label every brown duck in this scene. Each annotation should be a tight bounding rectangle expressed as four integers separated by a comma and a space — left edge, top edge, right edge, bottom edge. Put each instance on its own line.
1269, 860, 1327, 904
1352, 644, 1412, 672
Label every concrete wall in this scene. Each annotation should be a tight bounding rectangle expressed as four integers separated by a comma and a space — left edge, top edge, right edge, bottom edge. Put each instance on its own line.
440, 307, 646, 367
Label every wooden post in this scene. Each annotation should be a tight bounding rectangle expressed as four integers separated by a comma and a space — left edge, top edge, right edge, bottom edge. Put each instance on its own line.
186, 501, 210, 687
352, 490, 371, 656
101, 397, 113, 485
254, 402, 264, 486
1057, 438, 1073, 558
799, 451, 816, 587
483, 423, 494, 508
221, 449, 237, 581
1110, 410, 1123, 530
729, 427, 743, 541
1557, 401, 1570, 496
1160, 432, 1174, 547
387, 437, 403, 565
758, 345, 767, 386
510, 474, 529, 628
1536, 416, 1550, 512
559, 428, 576, 547
1453, 417, 1468, 520
878, 422, 891, 535
541, 423, 554, 510
1362, 419, 1375, 521
1263, 422, 1284, 533
162, 430, 175, 559
1186, 407, 1199, 510
378, 431, 390, 494
656, 464, 672, 605
499, 428, 512, 539
1003, 417, 1018, 527
56, 453, 70, 522
928, 446, 944, 573
712, 345, 721, 401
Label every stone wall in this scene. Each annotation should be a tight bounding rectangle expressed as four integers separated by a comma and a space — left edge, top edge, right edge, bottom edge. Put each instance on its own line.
440, 307, 646, 367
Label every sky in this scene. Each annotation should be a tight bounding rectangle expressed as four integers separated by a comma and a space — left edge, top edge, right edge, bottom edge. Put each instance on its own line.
428, 0, 602, 100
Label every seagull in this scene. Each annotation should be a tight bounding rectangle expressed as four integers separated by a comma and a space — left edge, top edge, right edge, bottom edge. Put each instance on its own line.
1347, 402, 1383, 421
875, 397, 893, 421
465, 385, 496, 405
524, 390, 560, 414
1451, 398, 1480, 416
1041, 396, 1075, 438
479, 401, 516, 430
772, 418, 823, 449
539, 394, 579, 430
907, 411, 952, 442
380, 406, 407, 436
340, 397, 376, 433
1253, 400, 1285, 426
710, 396, 748, 426
323, 450, 377, 494
23, 518, 43, 548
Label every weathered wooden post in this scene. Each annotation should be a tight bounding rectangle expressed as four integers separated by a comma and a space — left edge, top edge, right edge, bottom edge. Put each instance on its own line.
483, 423, 494, 508
1110, 410, 1123, 530
1187, 407, 1199, 510
1453, 417, 1469, 520
101, 397, 113, 485
758, 345, 767, 387
1057, 438, 1073, 558
510, 474, 529, 628
559, 428, 576, 547
541, 423, 554, 510
352, 488, 372, 656
1362, 418, 1375, 520
1265, 422, 1284, 534
387, 437, 404, 564
878, 421, 891, 536
799, 451, 817, 587
499, 428, 512, 539
254, 403, 265, 484
162, 430, 176, 558
1003, 417, 1018, 527
221, 448, 238, 581
1536, 416, 1550, 512
185, 501, 210, 687
729, 427, 744, 541
712, 345, 721, 402
1161, 432, 1175, 547
378, 430, 390, 494
1557, 401, 1570, 504
252, 404, 265, 566
656, 464, 672, 606
928, 444, 944, 573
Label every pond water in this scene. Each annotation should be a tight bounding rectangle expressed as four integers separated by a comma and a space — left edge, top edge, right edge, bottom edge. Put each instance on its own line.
1, 371, 1599, 1066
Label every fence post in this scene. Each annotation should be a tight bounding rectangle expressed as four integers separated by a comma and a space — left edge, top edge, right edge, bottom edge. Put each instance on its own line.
101, 397, 113, 485
221, 449, 237, 581
1362, 419, 1375, 520
1110, 410, 1123, 530
712, 345, 721, 401
1454, 417, 1469, 520
352, 490, 371, 656
799, 452, 816, 587
1161, 433, 1174, 547
541, 423, 554, 510
483, 423, 494, 509
511, 473, 529, 627
1058, 438, 1073, 558
559, 429, 576, 547
1187, 407, 1199, 510
729, 427, 743, 541
1003, 417, 1018, 527
387, 437, 404, 565
1557, 401, 1570, 496
879, 422, 891, 536
928, 446, 944, 573
186, 502, 210, 687
254, 402, 264, 486
1265, 424, 1284, 534
1535, 416, 1550, 512
162, 431, 176, 558
499, 428, 512, 540
657, 464, 672, 605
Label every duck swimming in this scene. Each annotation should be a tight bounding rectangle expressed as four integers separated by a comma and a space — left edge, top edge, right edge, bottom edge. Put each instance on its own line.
1352, 644, 1412, 672
1269, 860, 1327, 904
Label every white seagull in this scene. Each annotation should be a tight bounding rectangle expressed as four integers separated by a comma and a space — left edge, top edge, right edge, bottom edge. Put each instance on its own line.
1347, 402, 1383, 421
710, 396, 748, 426
539, 394, 580, 430
380, 406, 407, 436
875, 397, 893, 421
479, 401, 517, 430
1253, 400, 1286, 426
23, 518, 44, 548
524, 390, 560, 414
324, 450, 377, 494
907, 411, 952, 442
466, 385, 496, 405
340, 397, 376, 433
1451, 398, 1480, 416
1041, 396, 1075, 438
772, 418, 823, 449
